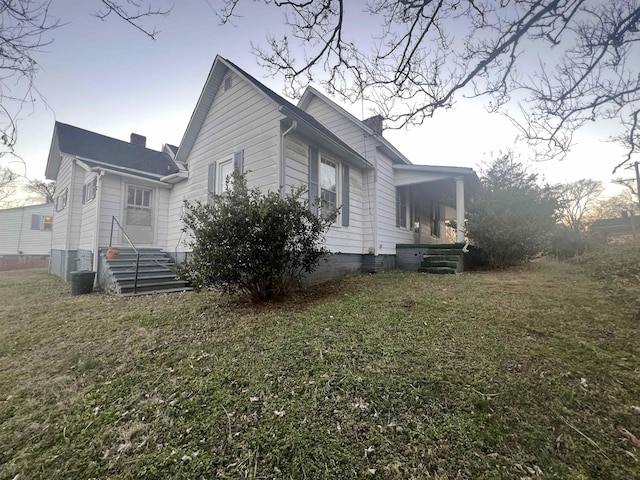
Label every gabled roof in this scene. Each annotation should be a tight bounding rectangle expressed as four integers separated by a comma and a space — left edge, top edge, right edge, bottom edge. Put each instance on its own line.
175, 55, 368, 167
46, 122, 179, 180
298, 86, 413, 165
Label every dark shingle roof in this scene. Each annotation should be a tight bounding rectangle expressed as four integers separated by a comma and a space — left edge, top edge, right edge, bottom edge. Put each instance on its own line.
55, 122, 179, 177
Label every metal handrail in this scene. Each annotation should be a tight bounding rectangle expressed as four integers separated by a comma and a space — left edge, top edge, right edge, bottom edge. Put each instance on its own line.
109, 216, 141, 294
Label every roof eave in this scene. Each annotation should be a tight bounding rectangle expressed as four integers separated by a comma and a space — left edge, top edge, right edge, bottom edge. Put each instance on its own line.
279, 105, 372, 168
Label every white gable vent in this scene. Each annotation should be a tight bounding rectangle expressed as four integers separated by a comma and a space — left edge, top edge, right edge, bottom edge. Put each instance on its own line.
224, 76, 232, 91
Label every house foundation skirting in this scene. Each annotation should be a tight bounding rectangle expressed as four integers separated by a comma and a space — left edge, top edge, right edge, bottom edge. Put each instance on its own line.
49, 249, 94, 281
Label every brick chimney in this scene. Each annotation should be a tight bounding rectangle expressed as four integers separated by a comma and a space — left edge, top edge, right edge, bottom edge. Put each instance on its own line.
362, 115, 384, 135
130, 133, 146, 148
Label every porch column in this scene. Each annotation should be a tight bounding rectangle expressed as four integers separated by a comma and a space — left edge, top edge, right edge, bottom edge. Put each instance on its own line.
455, 177, 465, 243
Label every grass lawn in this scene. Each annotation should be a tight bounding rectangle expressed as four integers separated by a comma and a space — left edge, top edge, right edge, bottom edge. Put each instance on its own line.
1, 249, 639, 479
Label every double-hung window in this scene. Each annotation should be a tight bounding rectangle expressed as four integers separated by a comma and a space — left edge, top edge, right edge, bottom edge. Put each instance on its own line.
396, 187, 408, 228
308, 147, 350, 226
218, 158, 234, 193
31, 214, 53, 230
207, 150, 244, 202
320, 158, 338, 217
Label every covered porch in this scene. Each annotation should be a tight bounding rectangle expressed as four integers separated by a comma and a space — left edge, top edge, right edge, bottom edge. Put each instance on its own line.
393, 164, 480, 272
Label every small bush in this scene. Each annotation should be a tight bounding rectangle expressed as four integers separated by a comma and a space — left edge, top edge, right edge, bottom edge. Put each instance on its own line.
178, 172, 335, 302
547, 225, 592, 260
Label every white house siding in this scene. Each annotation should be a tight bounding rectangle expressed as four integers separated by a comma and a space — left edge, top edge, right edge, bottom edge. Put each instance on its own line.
283, 132, 365, 254
51, 156, 73, 250
67, 160, 84, 251
303, 96, 373, 158
376, 150, 414, 252
78, 171, 98, 252
97, 173, 122, 247
165, 70, 284, 253
0, 203, 53, 255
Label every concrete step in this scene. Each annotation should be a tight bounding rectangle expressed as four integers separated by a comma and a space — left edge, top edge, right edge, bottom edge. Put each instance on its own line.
425, 249, 463, 256
119, 286, 194, 297
112, 272, 180, 282
118, 280, 191, 294
423, 254, 460, 262
419, 266, 456, 274
421, 260, 459, 269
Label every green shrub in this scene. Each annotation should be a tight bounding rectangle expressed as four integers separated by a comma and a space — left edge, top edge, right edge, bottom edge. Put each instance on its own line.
466, 152, 558, 269
547, 225, 592, 260
178, 172, 335, 302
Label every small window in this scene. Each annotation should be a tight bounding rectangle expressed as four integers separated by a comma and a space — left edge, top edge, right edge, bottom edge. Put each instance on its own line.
224, 76, 232, 91
82, 177, 97, 204
31, 214, 53, 231
320, 157, 337, 218
55, 188, 68, 212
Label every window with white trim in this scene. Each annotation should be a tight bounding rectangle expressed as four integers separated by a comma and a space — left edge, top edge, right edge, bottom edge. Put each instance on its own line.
320, 157, 338, 218
396, 187, 408, 228
31, 214, 53, 230
218, 158, 234, 193
55, 188, 68, 212
82, 176, 97, 204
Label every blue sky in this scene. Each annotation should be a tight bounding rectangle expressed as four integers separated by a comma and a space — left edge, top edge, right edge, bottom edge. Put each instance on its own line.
4, 1, 630, 194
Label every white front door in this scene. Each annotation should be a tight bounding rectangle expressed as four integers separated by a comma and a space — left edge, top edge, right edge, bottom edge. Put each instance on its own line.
124, 185, 154, 245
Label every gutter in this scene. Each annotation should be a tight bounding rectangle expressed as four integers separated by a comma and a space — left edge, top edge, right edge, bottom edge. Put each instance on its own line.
279, 120, 297, 197
88, 166, 171, 188
160, 171, 188, 183
277, 105, 371, 168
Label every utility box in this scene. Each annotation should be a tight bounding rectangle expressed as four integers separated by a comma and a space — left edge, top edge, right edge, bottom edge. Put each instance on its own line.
71, 270, 96, 296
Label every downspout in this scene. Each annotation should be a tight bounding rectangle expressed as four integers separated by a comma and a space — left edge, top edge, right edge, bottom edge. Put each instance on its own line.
92, 170, 105, 284
372, 153, 379, 255
67, 159, 77, 279
16, 206, 25, 254
280, 120, 297, 197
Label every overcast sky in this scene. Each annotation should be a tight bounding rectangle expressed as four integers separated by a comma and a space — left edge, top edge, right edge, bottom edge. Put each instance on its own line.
4, 0, 631, 196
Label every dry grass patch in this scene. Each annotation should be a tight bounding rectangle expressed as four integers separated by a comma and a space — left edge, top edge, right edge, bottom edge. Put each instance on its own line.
0, 262, 639, 479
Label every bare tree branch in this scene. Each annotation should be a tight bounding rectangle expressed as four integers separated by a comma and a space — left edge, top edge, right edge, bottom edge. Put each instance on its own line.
94, 0, 172, 40
218, 0, 640, 171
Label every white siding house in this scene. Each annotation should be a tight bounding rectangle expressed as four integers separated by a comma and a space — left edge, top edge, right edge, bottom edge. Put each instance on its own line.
44, 54, 479, 288
0, 203, 53, 271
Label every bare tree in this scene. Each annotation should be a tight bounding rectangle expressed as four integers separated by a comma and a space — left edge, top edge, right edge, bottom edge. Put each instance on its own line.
24, 178, 55, 203
0, 0, 59, 156
0, 167, 19, 207
0, 0, 168, 160
594, 190, 637, 219
555, 179, 604, 232
218, 0, 640, 171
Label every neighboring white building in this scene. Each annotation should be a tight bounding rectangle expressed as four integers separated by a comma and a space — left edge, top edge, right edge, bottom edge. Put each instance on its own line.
0, 203, 54, 271
45, 55, 479, 286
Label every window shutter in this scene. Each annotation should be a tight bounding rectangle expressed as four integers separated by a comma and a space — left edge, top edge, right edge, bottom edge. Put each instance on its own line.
308, 146, 319, 214
234, 150, 244, 173
208, 163, 216, 203
31, 214, 41, 230
342, 164, 350, 226
81, 184, 86, 204
396, 188, 401, 227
